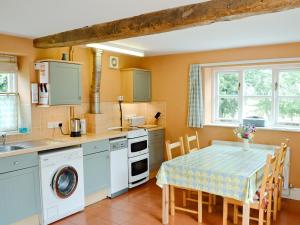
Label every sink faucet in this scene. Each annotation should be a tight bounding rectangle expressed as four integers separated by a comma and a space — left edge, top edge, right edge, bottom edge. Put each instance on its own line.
1, 133, 7, 145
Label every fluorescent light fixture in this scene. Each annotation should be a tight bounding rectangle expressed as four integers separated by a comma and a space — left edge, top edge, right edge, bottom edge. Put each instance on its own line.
86, 43, 145, 57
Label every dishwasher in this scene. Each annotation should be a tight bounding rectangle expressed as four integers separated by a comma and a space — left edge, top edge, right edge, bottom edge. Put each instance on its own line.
108, 137, 129, 198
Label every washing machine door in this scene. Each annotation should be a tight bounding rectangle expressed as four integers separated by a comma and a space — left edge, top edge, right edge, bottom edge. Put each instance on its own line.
52, 166, 78, 199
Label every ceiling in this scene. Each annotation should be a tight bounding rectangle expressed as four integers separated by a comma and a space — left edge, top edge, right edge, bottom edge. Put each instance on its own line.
0, 0, 202, 37
111, 8, 300, 56
1, 0, 300, 56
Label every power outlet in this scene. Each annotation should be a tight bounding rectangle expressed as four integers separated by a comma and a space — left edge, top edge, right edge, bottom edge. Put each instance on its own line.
48, 121, 62, 129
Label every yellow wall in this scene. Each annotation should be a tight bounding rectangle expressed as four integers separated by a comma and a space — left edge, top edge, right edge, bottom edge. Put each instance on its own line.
1, 33, 300, 188
0, 34, 140, 141
139, 43, 300, 188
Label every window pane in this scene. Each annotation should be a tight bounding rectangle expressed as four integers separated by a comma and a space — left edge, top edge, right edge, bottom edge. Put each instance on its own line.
218, 97, 238, 120
218, 72, 239, 96
0, 73, 9, 92
279, 70, 300, 96
278, 97, 300, 123
244, 69, 272, 96
243, 97, 272, 121
0, 94, 18, 132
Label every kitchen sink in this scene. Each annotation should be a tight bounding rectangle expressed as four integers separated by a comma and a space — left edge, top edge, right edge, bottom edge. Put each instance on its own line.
0, 145, 25, 152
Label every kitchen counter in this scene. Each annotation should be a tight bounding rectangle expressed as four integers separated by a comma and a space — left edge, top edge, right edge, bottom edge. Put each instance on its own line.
147, 126, 165, 131
0, 130, 128, 158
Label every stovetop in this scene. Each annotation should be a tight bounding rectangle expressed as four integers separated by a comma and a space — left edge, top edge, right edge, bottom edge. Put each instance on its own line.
108, 127, 148, 138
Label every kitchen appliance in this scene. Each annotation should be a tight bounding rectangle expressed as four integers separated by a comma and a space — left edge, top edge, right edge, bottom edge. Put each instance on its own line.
108, 137, 128, 198
39, 147, 84, 225
127, 128, 149, 188
70, 118, 81, 137
80, 119, 86, 135
128, 116, 145, 127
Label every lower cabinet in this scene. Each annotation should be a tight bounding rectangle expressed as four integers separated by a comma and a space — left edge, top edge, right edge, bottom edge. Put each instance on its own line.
82, 140, 110, 196
0, 153, 40, 225
148, 129, 165, 171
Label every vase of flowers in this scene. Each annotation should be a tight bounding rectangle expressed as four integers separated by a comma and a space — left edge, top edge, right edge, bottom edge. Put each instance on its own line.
234, 124, 256, 150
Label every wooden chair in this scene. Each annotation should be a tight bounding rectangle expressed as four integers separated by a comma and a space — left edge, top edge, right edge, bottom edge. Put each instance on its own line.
165, 138, 203, 223
272, 142, 288, 221
185, 131, 200, 153
165, 137, 185, 161
223, 151, 278, 225
185, 131, 216, 211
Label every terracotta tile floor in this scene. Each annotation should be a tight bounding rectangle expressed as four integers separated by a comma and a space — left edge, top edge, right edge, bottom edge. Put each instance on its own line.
52, 179, 300, 225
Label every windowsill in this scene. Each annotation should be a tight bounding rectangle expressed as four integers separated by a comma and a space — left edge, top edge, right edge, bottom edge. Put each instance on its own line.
204, 123, 300, 133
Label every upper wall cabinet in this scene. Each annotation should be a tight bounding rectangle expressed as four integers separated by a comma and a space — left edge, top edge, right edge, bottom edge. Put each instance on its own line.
121, 68, 151, 102
35, 60, 82, 105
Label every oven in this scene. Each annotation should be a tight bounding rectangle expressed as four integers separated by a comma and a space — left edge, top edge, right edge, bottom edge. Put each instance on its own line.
128, 153, 149, 188
128, 135, 148, 158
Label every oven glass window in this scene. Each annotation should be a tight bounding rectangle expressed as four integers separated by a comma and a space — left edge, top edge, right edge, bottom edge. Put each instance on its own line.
52, 166, 78, 199
131, 158, 148, 176
131, 140, 147, 153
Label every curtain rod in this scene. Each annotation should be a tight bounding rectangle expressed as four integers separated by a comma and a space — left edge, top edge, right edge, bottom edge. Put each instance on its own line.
200, 57, 300, 68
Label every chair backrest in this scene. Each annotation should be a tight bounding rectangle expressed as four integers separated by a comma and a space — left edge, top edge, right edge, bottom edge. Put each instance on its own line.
259, 150, 278, 207
185, 131, 200, 153
165, 137, 185, 160
274, 142, 288, 186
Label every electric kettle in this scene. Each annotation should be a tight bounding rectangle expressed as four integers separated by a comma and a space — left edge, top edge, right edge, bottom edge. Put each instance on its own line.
70, 118, 81, 137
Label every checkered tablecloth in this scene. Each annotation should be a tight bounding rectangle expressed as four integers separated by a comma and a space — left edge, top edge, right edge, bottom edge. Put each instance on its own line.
156, 143, 274, 203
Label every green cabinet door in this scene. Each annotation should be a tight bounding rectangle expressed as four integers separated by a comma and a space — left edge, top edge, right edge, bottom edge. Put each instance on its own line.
83, 150, 109, 196
49, 62, 82, 105
0, 167, 40, 225
148, 129, 164, 171
133, 70, 151, 102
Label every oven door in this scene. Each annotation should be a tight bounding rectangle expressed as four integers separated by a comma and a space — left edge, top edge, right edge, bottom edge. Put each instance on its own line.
128, 153, 149, 183
128, 135, 148, 157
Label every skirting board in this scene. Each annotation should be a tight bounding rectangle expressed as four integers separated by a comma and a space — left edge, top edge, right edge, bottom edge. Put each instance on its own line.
10, 215, 39, 225
149, 169, 158, 180
85, 189, 108, 206
282, 188, 300, 201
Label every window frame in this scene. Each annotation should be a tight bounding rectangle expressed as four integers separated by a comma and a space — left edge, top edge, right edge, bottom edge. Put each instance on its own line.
212, 63, 300, 128
0, 72, 19, 133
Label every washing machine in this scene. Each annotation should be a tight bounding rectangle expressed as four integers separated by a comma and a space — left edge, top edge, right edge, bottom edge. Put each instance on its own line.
39, 147, 84, 225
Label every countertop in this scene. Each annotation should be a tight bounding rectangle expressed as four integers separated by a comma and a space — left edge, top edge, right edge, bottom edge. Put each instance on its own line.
0, 126, 164, 159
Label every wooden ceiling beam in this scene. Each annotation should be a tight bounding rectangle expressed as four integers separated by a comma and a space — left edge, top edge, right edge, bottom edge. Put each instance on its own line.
33, 0, 300, 48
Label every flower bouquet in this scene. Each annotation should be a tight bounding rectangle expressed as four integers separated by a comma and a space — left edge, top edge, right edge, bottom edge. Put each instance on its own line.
234, 124, 256, 150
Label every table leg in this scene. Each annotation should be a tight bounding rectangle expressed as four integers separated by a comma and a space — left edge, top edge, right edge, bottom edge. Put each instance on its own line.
198, 191, 203, 223
170, 185, 175, 216
242, 203, 250, 225
162, 184, 169, 225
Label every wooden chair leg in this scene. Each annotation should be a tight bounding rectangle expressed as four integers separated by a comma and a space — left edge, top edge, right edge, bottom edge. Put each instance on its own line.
233, 205, 238, 224
198, 191, 203, 223
208, 194, 213, 213
278, 189, 282, 211
170, 186, 175, 216
223, 198, 228, 225
258, 208, 264, 225
273, 187, 279, 221
183, 190, 187, 207
267, 189, 273, 225
278, 180, 283, 211
213, 194, 217, 205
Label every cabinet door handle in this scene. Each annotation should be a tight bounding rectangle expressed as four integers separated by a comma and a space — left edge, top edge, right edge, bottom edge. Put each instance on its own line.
13, 161, 19, 165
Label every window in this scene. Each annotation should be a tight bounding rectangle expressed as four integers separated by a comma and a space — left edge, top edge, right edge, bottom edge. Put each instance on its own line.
0, 55, 18, 133
213, 64, 300, 128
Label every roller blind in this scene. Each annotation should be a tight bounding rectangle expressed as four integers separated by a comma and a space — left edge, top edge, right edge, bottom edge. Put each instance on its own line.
0, 54, 18, 73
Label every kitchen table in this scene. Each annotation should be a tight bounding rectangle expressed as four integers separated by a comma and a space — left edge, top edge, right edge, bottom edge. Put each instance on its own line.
156, 140, 275, 225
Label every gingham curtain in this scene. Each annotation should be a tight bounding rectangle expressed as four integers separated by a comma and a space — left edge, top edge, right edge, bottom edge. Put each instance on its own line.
187, 64, 204, 128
